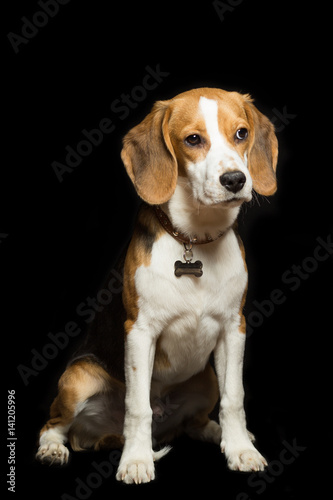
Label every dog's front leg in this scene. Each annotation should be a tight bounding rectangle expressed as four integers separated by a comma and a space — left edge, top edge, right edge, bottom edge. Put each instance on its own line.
214, 327, 268, 472
116, 327, 156, 484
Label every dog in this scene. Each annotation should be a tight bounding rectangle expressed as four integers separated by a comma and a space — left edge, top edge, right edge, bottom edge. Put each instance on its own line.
36, 87, 278, 484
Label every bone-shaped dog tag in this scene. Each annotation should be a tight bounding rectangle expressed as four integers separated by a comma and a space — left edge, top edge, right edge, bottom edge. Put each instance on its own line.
174, 260, 203, 278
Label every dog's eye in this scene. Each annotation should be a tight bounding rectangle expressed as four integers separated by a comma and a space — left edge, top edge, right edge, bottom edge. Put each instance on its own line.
235, 128, 248, 141
185, 134, 202, 146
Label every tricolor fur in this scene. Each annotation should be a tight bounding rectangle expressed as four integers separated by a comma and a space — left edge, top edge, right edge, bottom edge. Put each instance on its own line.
36, 88, 278, 484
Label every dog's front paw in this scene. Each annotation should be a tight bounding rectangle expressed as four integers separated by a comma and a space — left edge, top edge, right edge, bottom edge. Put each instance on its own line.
225, 447, 267, 472
116, 453, 155, 484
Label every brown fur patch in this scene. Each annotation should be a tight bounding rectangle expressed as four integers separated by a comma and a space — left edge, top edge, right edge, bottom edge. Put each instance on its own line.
238, 286, 248, 334
244, 99, 278, 196
235, 226, 248, 334
123, 204, 164, 335
121, 102, 178, 205
154, 337, 171, 371
94, 434, 124, 451
40, 358, 111, 435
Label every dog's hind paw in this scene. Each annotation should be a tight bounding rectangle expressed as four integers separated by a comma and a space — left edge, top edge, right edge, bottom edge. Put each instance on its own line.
36, 442, 69, 466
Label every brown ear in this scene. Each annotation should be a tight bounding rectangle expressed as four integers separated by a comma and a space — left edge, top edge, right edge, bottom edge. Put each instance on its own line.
244, 99, 278, 196
121, 100, 177, 205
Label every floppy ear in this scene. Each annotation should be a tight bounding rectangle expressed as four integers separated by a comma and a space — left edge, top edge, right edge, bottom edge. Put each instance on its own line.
121, 100, 178, 205
244, 98, 278, 196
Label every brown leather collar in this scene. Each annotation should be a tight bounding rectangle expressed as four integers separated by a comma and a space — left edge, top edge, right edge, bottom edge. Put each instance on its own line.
153, 205, 226, 245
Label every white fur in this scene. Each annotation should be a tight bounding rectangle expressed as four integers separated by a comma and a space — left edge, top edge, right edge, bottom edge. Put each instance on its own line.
136, 227, 246, 385
164, 177, 241, 240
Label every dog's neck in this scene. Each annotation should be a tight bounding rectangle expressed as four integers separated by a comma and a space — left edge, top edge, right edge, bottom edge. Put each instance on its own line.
161, 178, 241, 241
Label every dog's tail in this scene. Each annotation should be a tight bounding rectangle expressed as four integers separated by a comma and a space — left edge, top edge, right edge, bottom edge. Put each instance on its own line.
153, 446, 172, 461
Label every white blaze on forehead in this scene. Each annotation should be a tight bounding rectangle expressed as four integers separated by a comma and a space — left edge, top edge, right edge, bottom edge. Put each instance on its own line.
199, 97, 223, 149
185, 96, 252, 206
198, 96, 240, 166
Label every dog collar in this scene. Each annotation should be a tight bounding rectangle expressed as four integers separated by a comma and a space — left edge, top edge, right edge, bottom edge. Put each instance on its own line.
153, 205, 227, 278
153, 205, 225, 246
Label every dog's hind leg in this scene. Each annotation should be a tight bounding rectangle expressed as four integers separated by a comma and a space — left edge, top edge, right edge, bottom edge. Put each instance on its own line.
182, 363, 221, 445
152, 362, 221, 446
36, 357, 111, 465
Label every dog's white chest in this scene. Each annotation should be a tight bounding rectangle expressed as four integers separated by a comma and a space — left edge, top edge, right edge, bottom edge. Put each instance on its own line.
134, 229, 247, 385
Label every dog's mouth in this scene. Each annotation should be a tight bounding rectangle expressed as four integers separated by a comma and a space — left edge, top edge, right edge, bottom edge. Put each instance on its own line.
193, 184, 252, 208
197, 196, 245, 208
224, 191, 252, 205
226, 197, 241, 203
221, 196, 248, 207
199, 186, 252, 208
195, 197, 246, 211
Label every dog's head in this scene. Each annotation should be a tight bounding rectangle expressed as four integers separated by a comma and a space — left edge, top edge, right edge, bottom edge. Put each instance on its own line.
121, 88, 278, 206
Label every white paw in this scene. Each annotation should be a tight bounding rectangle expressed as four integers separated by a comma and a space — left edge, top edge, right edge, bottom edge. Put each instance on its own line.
116, 454, 155, 484
226, 448, 267, 472
202, 420, 222, 444
186, 419, 222, 445
36, 442, 69, 466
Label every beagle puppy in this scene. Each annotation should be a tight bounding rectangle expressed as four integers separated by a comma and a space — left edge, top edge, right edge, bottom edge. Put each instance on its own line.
36, 88, 278, 484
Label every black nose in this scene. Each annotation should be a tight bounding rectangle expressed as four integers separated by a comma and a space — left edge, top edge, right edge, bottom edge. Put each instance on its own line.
220, 171, 246, 194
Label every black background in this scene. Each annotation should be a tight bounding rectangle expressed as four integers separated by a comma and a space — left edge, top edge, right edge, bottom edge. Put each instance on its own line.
2, 1, 332, 499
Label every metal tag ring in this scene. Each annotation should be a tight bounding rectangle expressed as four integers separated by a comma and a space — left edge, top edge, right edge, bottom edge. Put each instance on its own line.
183, 248, 193, 263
